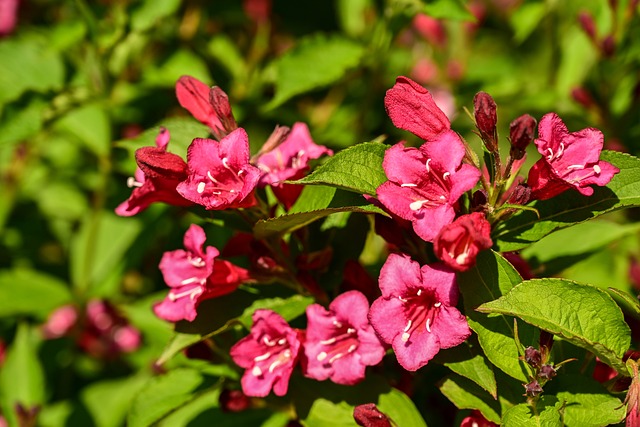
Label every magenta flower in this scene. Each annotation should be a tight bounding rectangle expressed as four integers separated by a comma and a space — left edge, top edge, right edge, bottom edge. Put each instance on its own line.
384, 76, 451, 142
433, 212, 493, 272
177, 128, 262, 210
42, 305, 79, 339
368, 254, 471, 371
303, 291, 385, 385
0, 0, 19, 37
154, 224, 219, 322
116, 128, 193, 216
256, 122, 333, 209
376, 132, 481, 242
175, 75, 237, 140
527, 113, 619, 200
230, 309, 303, 397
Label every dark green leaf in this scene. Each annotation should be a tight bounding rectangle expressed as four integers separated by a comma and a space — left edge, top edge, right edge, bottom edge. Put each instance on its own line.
609, 288, 640, 318
438, 374, 501, 424
458, 250, 536, 382
377, 388, 427, 427
81, 374, 150, 427
237, 295, 314, 329
0, 269, 72, 319
266, 34, 364, 108
477, 279, 631, 373
294, 142, 388, 195
494, 151, 640, 252
56, 104, 111, 157
127, 368, 204, 427
0, 98, 46, 145
438, 343, 497, 398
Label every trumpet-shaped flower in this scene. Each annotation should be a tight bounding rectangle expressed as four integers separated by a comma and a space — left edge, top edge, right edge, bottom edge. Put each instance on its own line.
433, 212, 493, 271
304, 291, 385, 385
115, 128, 192, 216
230, 309, 303, 397
177, 129, 262, 210
368, 254, 470, 371
527, 113, 619, 200
377, 132, 481, 242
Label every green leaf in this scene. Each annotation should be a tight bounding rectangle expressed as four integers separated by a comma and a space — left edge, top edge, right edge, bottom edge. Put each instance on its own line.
494, 151, 640, 251
130, 0, 181, 32
237, 295, 314, 329
207, 35, 247, 80
545, 375, 625, 427
0, 35, 65, 105
0, 268, 72, 319
82, 374, 150, 427
458, 250, 536, 382
609, 288, 640, 318
156, 333, 204, 366
377, 388, 427, 427
56, 104, 111, 157
501, 396, 562, 427
509, 2, 547, 43
521, 220, 640, 276
438, 374, 501, 424
477, 279, 631, 373
0, 97, 46, 145
266, 34, 364, 108
422, 0, 476, 21
0, 324, 45, 409
143, 49, 212, 88
294, 142, 388, 195
438, 343, 497, 398
127, 368, 204, 427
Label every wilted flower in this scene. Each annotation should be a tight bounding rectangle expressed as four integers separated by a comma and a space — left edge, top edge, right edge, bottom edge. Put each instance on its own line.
304, 291, 385, 385
368, 254, 471, 371
230, 310, 303, 397
527, 113, 619, 200
353, 403, 393, 427
177, 129, 262, 210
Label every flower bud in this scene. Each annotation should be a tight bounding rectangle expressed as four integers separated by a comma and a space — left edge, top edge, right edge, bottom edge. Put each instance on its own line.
353, 403, 392, 427
219, 389, 251, 413
601, 35, 616, 57
473, 91, 498, 152
209, 86, 238, 136
524, 346, 542, 368
578, 11, 597, 41
524, 380, 543, 397
571, 87, 595, 109
509, 114, 537, 159
539, 364, 557, 380
506, 183, 531, 206
625, 360, 640, 426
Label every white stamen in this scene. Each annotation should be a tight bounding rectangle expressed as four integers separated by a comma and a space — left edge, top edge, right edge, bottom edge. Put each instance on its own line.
127, 177, 143, 188
546, 148, 554, 161
278, 338, 286, 345
238, 169, 244, 176
398, 296, 408, 303
404, 320, 412, 332
254, 352, 271, 362
347, 328, 356, 334
197, 182, 206, 194
317, 352, 328, 361
401, 332, 410, 342
168, 286, 203, 302
410, 200, 428, 211
347, 344, 357, 353
329, 352, 344, 363
416, 289, 422, 296
252, 366, 263, 376
189, 257, 205, 268
434, 302, 442, 308
222, 157, 231, 169
443, 172, 450, 179
333, 320, 343, 328
180, 277, 204, 286
593, 164, 601, 174
320, 337, 337, 345
207, 171, 218, 183
401, 183, 418, 187
558, 143, 565, 157
567, 164, 584, 170
455, 253, 469, 265
268, 360, 281, 373
426, 158, 432, 172
426, 318, 432, 333
439, 195, 446, 201
263, 336, 277, 346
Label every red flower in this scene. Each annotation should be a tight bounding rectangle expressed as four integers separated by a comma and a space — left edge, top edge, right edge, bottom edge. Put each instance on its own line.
433, 212, 493, 271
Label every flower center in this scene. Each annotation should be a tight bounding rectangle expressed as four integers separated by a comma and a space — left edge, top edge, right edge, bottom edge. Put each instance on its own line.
168, 285, 204, 302
398, 288, 442, 343
196, 157, 246, 195
404, 157, 451, 212
316, 319, 359, 364
251, 333, 293, 377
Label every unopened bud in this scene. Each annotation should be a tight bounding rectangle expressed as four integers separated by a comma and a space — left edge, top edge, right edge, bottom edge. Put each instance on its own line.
524, 380, 543, 397
524, 346, 542, 368
506, 184, 531, 206
539, 330, 554, 361
539, 364, 557, 380
578, 11, 597, 41
353, 403, 392, 427
219, 389, 251, 413
509, 114, 536, 159
601, 35, 616, 57
471, 189, 488, 211
209, 86, 238, 136
571, 87, 595, 109
473, 91, 498, 152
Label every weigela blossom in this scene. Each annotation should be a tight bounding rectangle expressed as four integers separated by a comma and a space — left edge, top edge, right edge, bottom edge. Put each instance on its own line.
433, 212, 493, 272
304, 291, 385, 385
460, 410, 498, 427
115, 128, 193, 216
230, 309, 303, 397
177, 128, 262, 210
384, 76, 451, 142
256, 122, 333, 209
175, 75, 237, 140
377, 132, 481, 242
368, 254, 471, 371
154, 224, 248, 322
527, 113, 619, 200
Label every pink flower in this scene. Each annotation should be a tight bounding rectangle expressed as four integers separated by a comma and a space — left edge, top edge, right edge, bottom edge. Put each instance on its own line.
175, 76, 237, 140
256, 122, 333, 209
42, 305, 79, 339
368, 254, 471, 371
376, 133, 481, 242
460, 410, 498, 427
230, 309, 303, 397
176, 129, 262, 210
527, 113, 619, 200
115, 128, 193, 216
80, 300, 141, 358
303, 291, 385, 385
433, 212, 493, 271
153, 224, 249, 322
0, 0, 19, 37
384, 76, 451, 142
